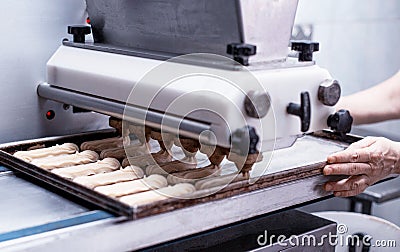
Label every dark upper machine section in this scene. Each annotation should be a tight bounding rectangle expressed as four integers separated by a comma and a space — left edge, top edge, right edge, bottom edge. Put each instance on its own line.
83, 0, 300, 65
87, 0, 241, 54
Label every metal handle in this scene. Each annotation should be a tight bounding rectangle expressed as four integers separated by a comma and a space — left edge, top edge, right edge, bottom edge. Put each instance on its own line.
287, 92, 311, 132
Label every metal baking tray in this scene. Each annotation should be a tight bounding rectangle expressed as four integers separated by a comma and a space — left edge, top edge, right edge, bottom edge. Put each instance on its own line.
0, 130, 358, 220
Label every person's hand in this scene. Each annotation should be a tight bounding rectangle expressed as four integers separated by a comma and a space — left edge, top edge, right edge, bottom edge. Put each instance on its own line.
323, 137, 400, 197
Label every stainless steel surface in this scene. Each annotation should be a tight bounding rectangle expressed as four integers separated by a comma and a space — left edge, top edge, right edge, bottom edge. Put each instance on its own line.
239, 0, 299, 63
87, 0, 239, 54
0, 0, 108, 144
0, 175, 334, 251
86, 0, 298, 63
0, 173, 88, 234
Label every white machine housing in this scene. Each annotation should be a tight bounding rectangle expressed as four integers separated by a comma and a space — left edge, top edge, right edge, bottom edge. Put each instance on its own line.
43, 45, 336, 152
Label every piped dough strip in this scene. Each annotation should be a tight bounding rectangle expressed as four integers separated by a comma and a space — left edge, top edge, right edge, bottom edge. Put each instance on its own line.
121, 150, 175, 168
194, 173, 245, 190
167, 166, 221, 185
80, 137, 123, 152
51, 158, 120, 179
122, 154, 156, 168
94, 174, 167, 197
119, 183, 196, 206
73, 166, 144, 189
13, 143, 79, 162
146, 160, 197, 176
32, 150, 99, 170
100, 144, 149, 160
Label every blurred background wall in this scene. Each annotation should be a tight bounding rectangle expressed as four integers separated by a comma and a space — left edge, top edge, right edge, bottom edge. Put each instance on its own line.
295, 0, 400, 226
0, 0, 108, 144
294, 0, 400, 139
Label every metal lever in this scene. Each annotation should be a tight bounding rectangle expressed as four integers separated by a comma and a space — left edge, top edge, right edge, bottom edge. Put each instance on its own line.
287, 92, 311, 132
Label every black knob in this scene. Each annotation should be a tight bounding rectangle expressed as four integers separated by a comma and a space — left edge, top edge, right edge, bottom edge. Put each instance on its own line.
227, 43, 257, 66
318, 79, 341, 106
291, 41, 319, 62
68, 25, 91, 43
327, 109, 353, 134
287, 92, 311, 132
230, 126, 259, 155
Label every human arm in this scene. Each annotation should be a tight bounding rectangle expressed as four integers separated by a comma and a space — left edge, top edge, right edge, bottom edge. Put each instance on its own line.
336, 70, 400, 125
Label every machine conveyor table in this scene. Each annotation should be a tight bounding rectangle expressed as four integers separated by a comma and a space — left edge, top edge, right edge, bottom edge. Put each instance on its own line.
0, 169, 113, 243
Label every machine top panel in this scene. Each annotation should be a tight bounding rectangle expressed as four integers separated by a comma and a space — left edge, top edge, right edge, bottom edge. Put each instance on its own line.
86, 0, 299, 63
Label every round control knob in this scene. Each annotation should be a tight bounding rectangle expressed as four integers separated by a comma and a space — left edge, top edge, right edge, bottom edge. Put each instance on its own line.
244, 91, 271, 118
68, 25, 91, 43
318, 79, 341, 106
327, 109, 353, 134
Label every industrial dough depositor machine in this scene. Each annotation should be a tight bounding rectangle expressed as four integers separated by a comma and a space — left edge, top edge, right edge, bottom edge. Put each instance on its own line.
0, 0, 357, 250
38, 0, 353, 173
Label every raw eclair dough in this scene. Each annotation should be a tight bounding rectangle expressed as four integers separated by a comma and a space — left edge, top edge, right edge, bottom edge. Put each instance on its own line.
167, 166, 221, 185
13, 143, 79, 162
100, 144, 148, 160
151, 151, 173, 165
32, 150, 99, 170
80, 137, 123, 152
146, 160, 196, 176
94, 174, 167, 197
51, 158, 120, 179
122, 154, 156, 168
119, 183, 196, 206
194, 173, 245, 190
121, 150, 174, 168
73, 166, 144, 189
